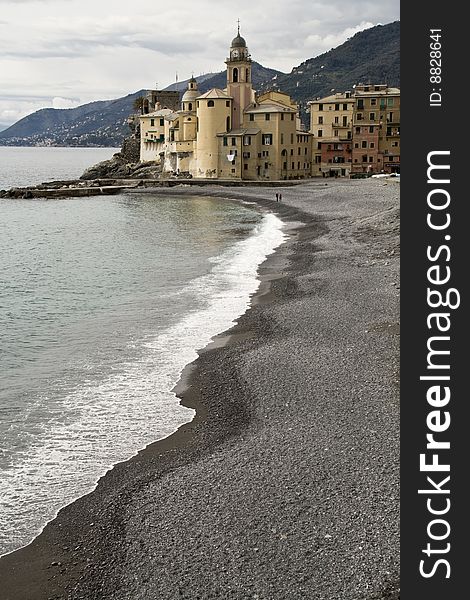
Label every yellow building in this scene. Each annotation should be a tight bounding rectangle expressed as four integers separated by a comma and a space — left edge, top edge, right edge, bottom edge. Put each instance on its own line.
139, 29, 312, 180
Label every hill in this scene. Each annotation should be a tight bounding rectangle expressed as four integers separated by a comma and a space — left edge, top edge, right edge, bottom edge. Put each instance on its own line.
260, 21, 400, 114
0, 22, 399, 146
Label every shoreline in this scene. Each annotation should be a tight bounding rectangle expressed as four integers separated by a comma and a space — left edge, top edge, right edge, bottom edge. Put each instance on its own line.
0, 179, 400, 599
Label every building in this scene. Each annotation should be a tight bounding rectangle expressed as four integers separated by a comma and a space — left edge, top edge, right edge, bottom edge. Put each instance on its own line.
308, 92, 354, 177
139, 29, 312, 180
351, 84, 400, 174
309, 84, 400, 177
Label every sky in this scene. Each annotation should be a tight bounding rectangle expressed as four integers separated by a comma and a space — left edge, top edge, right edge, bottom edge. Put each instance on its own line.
0, 0, 400, 130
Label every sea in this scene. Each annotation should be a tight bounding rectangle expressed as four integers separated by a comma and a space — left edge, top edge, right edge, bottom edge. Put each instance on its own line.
0, 147, 285, 556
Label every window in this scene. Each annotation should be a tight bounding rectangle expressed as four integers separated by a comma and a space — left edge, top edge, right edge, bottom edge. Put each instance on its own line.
223, 137, 228, 147
249, 114, 254, 121
334, 116, 339, 124
369, 157, 374, 162
197, 101, 200, 108
232, 138, 236, 146
362, 155, 368, 162
369, 113, 375, 121
356, 113, 363, 121
290, 149, 294, 155
298, 147, 301, 155
233, 68, 238, 83
290, 133, 294, 144
318, 130, 323, 137
335, 103, 340, 111
208, 100, 215, 107
305, 147, 308, 155
343, 103, 348, 111
262, 134, 273, 145
188, 103, 193, 111
297, 162, 301, 169
347, 131, 352, 139
318, 116, 323, 124
371, 98, 377, 106
361, 141, 367, 149
226, 116, 231, 131
244, 164, 248, 170
292, 162, 295, 169
334, 130, 338, 137
357, 99, 364, 109
243, 135, 251, 146
265, 113, 270, 121
354, 143, 359, 148
318, 103, 323, 111
392, 141, 399, 147
291, 114, 294, 121
231, 168, 236, 173
317, 143, 321, 150
150, 119, 155, 126
355, 127, 361, 134
369, 126, 374, 133
388, 112, 394, 122
315, 155, 321, 164
243, 152, 250, 159
280, 133, 284, 144
226, 101, 230, 107
387, 97, 394, 107
370, 142, 375, 149
160, 118, 164, 126
283, 162, 287, 169
265, 163, 269, 169
342, 116, 348, 127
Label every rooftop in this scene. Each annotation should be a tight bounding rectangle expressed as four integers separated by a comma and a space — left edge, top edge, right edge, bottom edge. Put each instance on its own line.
197, 88, 232, 100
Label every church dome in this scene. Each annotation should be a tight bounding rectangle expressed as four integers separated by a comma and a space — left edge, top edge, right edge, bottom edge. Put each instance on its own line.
182, 88, 199, 102
231, 34, 247, 48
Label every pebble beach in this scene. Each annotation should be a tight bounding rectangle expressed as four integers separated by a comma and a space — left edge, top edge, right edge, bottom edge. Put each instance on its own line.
0, 178, 400, 600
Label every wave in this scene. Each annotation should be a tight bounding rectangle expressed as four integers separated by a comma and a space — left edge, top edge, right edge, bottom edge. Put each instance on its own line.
0, 211, 285, 556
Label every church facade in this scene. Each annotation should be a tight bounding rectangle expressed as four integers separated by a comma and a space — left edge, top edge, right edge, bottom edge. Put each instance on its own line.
139, 31, 313, 180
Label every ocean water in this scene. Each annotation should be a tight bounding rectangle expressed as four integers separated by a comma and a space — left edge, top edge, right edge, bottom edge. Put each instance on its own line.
0, 171, 285, 556
0, 146, 120, 189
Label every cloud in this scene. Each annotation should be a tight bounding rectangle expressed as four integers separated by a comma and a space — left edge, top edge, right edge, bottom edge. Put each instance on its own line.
0, 0, 400, 127
52, 96, 81, 109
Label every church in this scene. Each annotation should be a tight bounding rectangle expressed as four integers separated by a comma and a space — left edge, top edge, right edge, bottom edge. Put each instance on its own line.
139, 29, 313, 180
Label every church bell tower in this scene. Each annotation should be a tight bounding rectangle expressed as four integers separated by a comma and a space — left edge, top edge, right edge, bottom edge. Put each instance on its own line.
226, 24, 254, 130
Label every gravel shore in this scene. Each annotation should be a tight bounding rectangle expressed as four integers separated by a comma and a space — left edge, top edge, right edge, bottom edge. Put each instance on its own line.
0, 178, 400, 600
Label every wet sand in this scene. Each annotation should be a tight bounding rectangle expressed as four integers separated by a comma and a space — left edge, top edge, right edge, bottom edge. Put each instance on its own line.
0, 179, 400, 600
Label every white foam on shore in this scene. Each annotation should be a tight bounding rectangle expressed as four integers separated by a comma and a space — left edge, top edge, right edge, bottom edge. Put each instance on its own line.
0, 211, 286, 557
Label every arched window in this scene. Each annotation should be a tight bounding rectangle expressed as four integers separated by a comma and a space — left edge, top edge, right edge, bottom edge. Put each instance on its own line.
233, 68, 238, 83
188, 102, 193, 111
226, 116, 231, 132
208, 100, 215, 107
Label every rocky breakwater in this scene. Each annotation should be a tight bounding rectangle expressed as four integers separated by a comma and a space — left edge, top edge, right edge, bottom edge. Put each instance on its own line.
0, 179, 142, 200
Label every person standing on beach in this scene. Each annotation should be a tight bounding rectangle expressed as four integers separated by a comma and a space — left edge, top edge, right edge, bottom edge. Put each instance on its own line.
275, 193, 279, 201
279, 193, 282, 202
